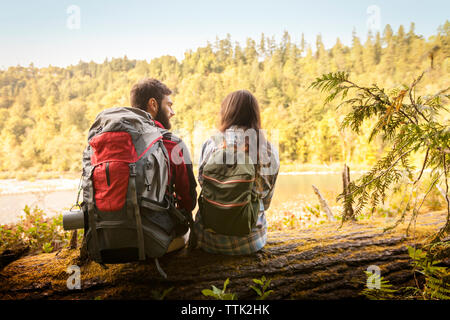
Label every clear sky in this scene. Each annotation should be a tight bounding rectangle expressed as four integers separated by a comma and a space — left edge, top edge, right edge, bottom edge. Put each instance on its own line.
0, 0, 448, 68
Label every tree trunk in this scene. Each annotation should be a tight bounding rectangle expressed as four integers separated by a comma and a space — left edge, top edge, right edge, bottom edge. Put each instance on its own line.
342, 163, 356, 221
69, 230, 78, 250
0, 211, 448, 300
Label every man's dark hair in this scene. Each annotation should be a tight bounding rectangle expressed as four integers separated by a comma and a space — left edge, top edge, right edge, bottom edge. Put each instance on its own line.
130, 78, 172, 111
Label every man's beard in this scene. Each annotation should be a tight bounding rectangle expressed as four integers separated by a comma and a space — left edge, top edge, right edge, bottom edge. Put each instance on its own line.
155, 107, 171, 130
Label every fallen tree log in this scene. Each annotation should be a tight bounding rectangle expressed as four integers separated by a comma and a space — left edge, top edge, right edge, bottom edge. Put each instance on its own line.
0, 245, 29, 270
0, 210, 448, 300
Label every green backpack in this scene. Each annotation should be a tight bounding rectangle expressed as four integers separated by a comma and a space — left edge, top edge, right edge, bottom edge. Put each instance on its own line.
199, 147, 260, 236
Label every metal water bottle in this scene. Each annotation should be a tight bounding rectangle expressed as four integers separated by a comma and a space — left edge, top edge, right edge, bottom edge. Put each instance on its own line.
62, 210, 84, 230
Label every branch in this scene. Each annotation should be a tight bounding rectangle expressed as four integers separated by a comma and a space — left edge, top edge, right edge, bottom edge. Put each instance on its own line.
413, 147, 430, 185
436, 185, 447, 200
384, 182, 416, 233
432, 153, 450, 242
344, 79, 420, 126
424, 86, 450, 105
398, 109, 419, 126
356, 146, 416, 192
406, 173, 441, 237
408, 72, 429, 123
343, 79, 391, 105
312, 185, 336, 222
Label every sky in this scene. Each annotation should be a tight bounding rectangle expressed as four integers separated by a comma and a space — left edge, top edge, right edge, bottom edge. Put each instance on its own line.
0, 0, 449, 68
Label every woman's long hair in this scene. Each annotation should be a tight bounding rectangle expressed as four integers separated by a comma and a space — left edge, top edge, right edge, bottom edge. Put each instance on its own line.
218, 90, 267, 191
219, 90, 261, 132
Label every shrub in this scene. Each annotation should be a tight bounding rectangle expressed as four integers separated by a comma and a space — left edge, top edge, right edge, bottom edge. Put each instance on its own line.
0, 205, 71, 254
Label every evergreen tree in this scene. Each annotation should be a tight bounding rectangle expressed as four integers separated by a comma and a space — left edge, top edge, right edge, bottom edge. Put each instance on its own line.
311, 69, 450, 241
0, 22, 448, 175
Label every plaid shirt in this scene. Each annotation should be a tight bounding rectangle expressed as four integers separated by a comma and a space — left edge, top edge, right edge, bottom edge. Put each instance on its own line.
194, 211, 268, 255
194, 128, 279, 255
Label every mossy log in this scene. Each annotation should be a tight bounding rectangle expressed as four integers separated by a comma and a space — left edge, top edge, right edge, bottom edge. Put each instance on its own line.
0, 210, 448, 300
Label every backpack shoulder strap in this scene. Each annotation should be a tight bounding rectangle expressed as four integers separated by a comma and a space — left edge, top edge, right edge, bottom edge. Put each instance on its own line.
85, 167, 101, 262
129, 163, 146, 261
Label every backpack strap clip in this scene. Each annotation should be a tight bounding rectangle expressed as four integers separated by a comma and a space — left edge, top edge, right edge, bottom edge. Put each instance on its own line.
129, 163, 137, 177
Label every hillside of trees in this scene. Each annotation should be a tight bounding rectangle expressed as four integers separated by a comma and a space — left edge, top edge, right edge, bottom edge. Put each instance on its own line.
0, 22, 449, 173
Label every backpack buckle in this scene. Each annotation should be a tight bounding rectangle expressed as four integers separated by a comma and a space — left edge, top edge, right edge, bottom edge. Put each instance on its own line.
129, 163, 137, 177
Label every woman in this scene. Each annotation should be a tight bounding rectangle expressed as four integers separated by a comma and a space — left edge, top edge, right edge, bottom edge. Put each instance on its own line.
193, 90, 280, 255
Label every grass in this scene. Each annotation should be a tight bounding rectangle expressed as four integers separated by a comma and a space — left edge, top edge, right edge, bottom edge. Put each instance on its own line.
266, 201, 333, 231
0, 205, 72, 254
265, 193, 446, 232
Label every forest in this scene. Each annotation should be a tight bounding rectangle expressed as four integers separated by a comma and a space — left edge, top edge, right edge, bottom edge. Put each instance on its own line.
0, 21, 449, 301
0, 21, 449, 173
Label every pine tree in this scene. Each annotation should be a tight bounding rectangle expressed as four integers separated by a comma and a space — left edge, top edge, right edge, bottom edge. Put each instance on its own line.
311, 70, 450, 240
0, 22, 448, 174
374, 32, 382, 65
381, 24, 396, 76
351, 29, 365, 74
244, 38, 258, 64
331, 37, 349, 72
258, 33, 266, 59
300, 33, 306, 53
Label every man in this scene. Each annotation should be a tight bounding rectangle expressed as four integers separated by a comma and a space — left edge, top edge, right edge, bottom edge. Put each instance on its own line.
130, 78, 197, 252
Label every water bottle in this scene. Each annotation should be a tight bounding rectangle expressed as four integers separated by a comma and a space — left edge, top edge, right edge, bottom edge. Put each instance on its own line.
62, 210, 84, 230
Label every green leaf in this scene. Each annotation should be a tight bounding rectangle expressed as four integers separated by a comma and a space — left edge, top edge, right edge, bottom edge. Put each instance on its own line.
250, 286, 262, 296
223, 278, 230, 291
222, 293, 237, 300
201, 289, 215, 297
211, 285, 221, 295
262, 290, 274, 299
263, 279, 271, 291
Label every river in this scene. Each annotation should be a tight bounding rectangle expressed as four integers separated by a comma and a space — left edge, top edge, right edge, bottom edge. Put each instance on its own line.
0, 172, 363, 225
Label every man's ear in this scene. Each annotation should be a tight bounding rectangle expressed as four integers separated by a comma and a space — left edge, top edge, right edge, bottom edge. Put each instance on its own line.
146, 98, 158, 118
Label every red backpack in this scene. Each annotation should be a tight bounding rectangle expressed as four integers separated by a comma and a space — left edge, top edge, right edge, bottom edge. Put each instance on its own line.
81, 107, 189, 277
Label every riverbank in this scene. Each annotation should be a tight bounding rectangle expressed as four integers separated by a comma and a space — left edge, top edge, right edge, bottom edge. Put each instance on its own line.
0, 171, 347, 225
0, 164, 443, 226
0, 162, 373, 181
0, 162, 365, 196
